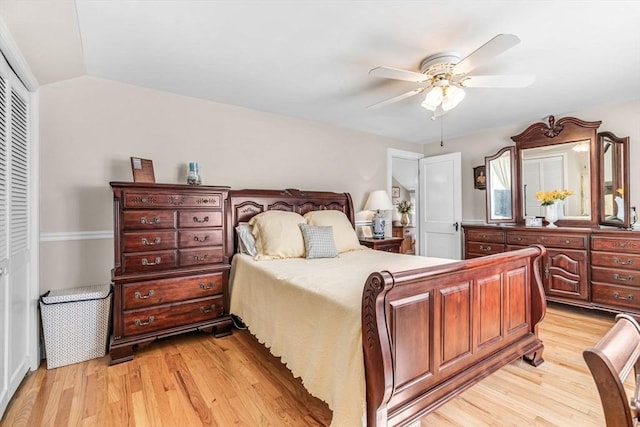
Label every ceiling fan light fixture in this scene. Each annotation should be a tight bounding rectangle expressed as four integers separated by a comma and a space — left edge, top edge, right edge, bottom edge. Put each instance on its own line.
441, 85, 466, 111
421, 86, 442, 111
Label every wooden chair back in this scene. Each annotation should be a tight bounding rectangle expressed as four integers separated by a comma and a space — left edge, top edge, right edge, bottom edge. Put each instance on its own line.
583, 314, 640, 427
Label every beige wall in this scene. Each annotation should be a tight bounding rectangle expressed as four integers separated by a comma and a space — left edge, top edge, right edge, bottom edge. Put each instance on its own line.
423, 99, 640, 223
39, 76, 423, 292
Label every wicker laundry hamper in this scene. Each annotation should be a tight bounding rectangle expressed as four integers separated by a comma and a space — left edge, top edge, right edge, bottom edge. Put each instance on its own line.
39, 284, 112, 369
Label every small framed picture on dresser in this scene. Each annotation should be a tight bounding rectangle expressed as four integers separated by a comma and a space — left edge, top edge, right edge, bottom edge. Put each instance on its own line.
130, 157, 155, 183
360, 225, 373, 239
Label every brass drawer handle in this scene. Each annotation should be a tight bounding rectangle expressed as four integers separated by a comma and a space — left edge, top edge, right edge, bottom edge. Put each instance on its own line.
192, 216, 209, 223
479, 245, 492, 251
617, 242, 627, 248
193, 235, 210, 242
613, 273, 634, 282
193, 255, 209, 262
140, 217, 160, 225
199, 304, 217, 314
613, 292, 634, 301
134, 290, 155, 299
199, 282, 215, 290
134, 316, 155, 326
141, 257, 161, 266
613, 257, 634, 265
141, 237, 161, 246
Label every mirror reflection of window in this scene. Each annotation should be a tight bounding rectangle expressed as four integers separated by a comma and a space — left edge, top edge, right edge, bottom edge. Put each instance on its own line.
489, 152, 511, 219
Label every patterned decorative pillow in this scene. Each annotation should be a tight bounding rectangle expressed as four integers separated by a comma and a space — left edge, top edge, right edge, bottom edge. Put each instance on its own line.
299, 223, 338, 259
303, 210, 362, 253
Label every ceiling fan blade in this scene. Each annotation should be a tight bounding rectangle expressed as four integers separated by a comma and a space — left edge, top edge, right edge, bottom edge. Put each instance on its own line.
452, 34, 521, 75
369, 66, 429, 83
367, 87, 426, 109
461, 74, 536, 88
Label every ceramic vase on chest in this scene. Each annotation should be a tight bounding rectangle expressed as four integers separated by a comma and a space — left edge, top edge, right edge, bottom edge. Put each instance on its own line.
545, 204, 558, 228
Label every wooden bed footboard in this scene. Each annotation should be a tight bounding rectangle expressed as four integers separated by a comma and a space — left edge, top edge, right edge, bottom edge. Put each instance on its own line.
362, 245, 547, 427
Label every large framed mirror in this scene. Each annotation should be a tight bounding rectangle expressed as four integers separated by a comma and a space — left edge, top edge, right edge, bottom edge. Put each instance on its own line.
598, 131, 630, 228
511, 116, 601, 227
485, 146, 517, 224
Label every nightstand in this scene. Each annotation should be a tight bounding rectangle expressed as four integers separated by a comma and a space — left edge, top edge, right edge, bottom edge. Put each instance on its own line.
392, 225, 416, 255
359, 237, 404, 253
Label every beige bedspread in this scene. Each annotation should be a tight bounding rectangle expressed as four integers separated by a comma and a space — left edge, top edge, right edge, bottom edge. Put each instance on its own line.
229, 248, 454, 427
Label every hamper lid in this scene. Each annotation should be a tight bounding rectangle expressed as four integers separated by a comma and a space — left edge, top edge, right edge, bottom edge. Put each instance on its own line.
40, 284, 112, 304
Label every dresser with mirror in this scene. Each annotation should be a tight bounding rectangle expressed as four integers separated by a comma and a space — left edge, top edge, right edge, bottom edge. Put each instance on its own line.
463, 115, 639, 314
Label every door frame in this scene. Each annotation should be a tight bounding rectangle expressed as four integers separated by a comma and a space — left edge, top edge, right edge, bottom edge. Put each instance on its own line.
0, 17, 40, 375
387, 148, 423, 251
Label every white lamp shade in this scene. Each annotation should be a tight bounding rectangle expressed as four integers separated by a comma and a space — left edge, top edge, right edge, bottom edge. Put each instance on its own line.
442, 85, 466, 111
364, 190, 394, 211
421, 87, 443, 111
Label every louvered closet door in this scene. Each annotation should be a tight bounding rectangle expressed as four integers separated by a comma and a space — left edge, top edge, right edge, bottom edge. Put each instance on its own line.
0, 53, 31, 419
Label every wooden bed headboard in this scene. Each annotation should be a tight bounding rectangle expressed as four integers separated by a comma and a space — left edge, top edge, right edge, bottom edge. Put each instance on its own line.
227, 188, 355, 257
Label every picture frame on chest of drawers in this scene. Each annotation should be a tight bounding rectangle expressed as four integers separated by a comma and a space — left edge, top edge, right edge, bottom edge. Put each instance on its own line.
109, 182, 233, 364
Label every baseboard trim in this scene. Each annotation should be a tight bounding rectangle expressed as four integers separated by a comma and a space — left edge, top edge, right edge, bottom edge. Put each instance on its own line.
40, 230, 112, 242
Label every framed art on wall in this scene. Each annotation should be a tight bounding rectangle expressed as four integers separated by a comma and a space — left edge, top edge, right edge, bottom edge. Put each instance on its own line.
473, 165, 486, 190
391, 186, 400, 198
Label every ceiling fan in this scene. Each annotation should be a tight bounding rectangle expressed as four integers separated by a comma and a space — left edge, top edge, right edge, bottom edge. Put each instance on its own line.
368, 34, 535, 114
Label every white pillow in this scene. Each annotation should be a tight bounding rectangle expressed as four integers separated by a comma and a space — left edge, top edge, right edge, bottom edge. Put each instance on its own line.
299, 224, 338, 259
303, 210, 362, 253
235, 223, 257, 256
249, 211, 306, 260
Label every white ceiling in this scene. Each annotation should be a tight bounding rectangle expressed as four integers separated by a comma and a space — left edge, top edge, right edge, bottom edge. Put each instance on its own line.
3, 1, 640, 143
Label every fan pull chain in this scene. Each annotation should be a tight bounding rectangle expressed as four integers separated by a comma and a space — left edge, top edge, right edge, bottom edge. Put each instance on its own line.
440, 114, 444, 147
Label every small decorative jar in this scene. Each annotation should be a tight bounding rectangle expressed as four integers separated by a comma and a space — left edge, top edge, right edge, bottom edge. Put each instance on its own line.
187, 162, 201, 185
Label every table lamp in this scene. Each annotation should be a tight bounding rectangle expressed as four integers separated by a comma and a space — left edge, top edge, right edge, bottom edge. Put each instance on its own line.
364, 190, 394, 239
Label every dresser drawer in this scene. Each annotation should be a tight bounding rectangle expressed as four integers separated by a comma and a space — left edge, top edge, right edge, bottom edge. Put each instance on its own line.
466, 241, 505, 255
123, 231, 177, 252
179, 229, 224, 248
123, 273, 225, 309
592, 236, 640, 253
123, 250, 178, 273
178, 211, 223, 228
506, 232, 587, 249
179, 247, 224, 266
591, 266, 639, 287
123, 210, 176, 230
123, 192, 222, 209
123, 296, 224, 337
592, 283, 640, 310
591, 251, 640, 269
465, 229, 505, 243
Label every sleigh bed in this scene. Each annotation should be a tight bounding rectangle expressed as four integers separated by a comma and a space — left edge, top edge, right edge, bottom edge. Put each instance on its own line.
227, 188, 547, 427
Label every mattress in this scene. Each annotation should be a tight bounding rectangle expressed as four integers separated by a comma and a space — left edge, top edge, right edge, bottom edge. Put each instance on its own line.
229, 248, 454, 426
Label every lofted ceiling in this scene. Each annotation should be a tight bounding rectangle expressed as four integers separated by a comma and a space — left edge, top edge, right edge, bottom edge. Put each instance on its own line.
2, 1, 640, 143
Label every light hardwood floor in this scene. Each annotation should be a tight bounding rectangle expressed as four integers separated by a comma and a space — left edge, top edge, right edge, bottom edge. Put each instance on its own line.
0, 304, 625, 426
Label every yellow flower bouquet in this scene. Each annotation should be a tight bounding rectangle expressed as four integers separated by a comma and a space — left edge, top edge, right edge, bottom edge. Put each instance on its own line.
535, 189, 574, 206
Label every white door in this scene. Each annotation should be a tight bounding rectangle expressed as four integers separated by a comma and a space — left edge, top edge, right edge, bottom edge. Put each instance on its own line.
0, 53, 32, 419
419, 152, 462, 259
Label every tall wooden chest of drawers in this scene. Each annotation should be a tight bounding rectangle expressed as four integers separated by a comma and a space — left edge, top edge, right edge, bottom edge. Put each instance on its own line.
109, 182, 232, 364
